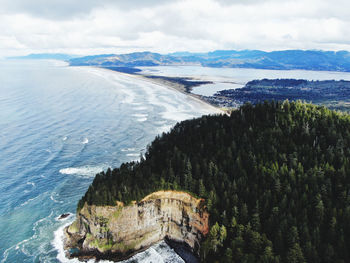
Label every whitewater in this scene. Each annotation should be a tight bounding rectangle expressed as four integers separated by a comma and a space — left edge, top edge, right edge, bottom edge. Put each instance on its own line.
0, 59, 215, 262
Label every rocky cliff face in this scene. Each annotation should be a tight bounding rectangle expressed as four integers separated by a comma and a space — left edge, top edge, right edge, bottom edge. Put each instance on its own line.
64, 190, 209, 261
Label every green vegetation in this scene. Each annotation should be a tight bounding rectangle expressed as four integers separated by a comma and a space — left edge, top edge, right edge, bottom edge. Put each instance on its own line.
89, 237, 113, 252
213, 79, 350, 112
78, 101, 350, 262
112, 206, 123, 219
68, 221, 79, 233
213, 79, 350, 110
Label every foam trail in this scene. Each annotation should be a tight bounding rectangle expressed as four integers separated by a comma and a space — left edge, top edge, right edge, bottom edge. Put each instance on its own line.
33, 211, 53, 229
135, 106, 147, 110
132, 113, 148, 118
132, 113, 148, 122
126, 153, 139, 157
19, 195, 40, 207
1, 239, 30, 263
50, 192, 64, 204
59, 165, 104, 177
121, 148, 136, 152
27, 182, 35, 187
1, 211, 53, 262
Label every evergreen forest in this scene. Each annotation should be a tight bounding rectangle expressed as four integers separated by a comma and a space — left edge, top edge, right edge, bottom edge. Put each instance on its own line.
78, 101, 350, 262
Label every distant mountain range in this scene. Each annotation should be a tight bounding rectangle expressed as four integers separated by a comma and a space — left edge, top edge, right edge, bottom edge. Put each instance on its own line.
11, 50, 350, 72
8, 53, 77, 60
69, 50, 350, 72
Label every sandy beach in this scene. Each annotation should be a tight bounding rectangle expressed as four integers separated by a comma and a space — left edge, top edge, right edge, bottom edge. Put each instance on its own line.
98, 67, 225, 115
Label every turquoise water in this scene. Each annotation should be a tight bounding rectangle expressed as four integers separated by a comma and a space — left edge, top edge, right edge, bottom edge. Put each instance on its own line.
0, 60, 214, 262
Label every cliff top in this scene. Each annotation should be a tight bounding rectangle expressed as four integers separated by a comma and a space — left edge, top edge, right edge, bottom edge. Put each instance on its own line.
141, 190, 201, 205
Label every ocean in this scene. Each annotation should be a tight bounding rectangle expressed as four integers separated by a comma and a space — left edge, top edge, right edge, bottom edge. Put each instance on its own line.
0, 59, 214, 263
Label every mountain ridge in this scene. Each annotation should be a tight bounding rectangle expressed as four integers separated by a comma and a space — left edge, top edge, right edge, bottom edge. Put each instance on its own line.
68, 49, 350, 72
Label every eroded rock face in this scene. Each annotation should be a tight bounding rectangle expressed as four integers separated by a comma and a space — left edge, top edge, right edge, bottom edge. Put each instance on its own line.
64, 191, 209, 261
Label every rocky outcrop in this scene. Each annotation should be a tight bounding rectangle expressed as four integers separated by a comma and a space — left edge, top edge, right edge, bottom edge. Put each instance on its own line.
64, 190, 209, 261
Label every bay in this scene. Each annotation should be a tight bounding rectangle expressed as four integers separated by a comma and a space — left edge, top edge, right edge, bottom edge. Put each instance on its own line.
139, 65, 350, 96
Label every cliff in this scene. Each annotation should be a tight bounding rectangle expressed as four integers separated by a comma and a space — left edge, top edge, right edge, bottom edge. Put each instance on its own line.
64, 190, 209, 261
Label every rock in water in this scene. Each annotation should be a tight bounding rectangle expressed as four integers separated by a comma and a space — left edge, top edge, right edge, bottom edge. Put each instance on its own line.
58, 213, 70, 220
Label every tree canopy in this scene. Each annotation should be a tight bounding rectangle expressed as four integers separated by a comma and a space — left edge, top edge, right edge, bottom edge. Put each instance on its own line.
78, 101, 350, 262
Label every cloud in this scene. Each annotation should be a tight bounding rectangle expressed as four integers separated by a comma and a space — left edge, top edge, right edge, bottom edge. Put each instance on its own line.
0, 0, 349, 57
0, 0, 177, 20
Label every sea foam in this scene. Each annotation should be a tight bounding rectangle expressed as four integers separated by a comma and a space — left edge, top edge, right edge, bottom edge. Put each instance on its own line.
53, 217, 113, 263
59, 166, 104, 177
54, 222, 183, 263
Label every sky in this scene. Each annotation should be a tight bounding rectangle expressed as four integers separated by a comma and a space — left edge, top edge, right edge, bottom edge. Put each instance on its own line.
0, 0, 349, 57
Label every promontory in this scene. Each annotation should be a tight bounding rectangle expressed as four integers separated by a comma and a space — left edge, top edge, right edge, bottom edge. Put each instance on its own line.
65, 101, 350, 262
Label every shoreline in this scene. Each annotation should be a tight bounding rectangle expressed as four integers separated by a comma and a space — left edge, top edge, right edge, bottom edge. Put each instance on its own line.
136, 75, 224, 114
63, 238, 189, 263
89, 66, 226, 115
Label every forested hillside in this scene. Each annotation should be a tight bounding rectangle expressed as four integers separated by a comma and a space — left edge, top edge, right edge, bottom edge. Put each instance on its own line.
78, 101, 350, 262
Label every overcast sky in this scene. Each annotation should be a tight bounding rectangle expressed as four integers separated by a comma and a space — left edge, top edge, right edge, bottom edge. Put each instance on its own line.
0, 0, 349, 56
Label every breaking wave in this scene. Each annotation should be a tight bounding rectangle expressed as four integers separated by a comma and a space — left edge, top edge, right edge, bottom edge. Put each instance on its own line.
59, 166, 104, 177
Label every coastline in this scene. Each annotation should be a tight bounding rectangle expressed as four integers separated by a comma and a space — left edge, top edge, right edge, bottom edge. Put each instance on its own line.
92, 66, 226, 115
134, 74, 224, 114
63, 239, 186, 263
